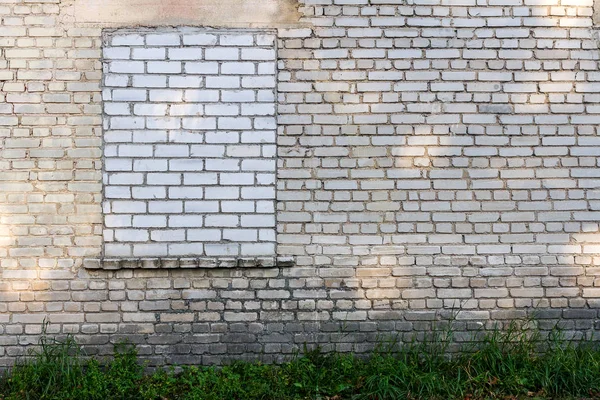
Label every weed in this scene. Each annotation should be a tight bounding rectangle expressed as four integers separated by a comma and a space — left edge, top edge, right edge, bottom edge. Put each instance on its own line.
2, 324, 600, 400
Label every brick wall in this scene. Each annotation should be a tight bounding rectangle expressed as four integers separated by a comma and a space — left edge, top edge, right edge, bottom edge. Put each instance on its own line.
1, 0, 600, 366
102, 28, 277, 260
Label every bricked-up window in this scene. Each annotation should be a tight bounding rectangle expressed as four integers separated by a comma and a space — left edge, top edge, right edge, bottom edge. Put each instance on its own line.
101, 28, 277, 260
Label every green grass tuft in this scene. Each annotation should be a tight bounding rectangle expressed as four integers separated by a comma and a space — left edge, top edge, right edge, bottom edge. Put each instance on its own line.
2, 323, 600, 399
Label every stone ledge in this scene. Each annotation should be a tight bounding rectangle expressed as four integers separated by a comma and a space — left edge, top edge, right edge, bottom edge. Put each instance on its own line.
83, 257, 295, 270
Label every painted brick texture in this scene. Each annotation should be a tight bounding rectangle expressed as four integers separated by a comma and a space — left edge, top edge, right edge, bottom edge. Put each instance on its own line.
102, 29, 277, 259
0, 0, 600, 367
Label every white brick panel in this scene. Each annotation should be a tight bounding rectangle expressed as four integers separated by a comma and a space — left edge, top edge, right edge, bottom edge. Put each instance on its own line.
103, 28, 277, 258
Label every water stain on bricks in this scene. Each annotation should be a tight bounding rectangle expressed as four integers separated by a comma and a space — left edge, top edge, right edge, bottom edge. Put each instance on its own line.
72, 0, 301, 27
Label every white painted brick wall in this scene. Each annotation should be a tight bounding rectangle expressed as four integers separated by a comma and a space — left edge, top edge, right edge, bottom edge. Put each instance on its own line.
2, 0, 600, 366
277, 1, 600, 272
102, 28, 277, 258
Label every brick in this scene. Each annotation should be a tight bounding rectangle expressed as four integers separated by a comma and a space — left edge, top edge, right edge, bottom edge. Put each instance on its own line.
1, 4, 600, 368
102, 28, 276, 259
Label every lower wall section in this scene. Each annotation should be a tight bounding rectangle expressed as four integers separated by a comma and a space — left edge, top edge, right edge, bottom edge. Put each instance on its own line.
1, 260, 599, 367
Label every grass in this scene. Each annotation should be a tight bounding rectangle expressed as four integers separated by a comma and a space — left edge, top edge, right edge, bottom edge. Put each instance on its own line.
2, 323, 600, 399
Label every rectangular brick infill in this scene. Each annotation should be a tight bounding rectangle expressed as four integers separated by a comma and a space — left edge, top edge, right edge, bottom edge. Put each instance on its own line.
101, 27, 278, 260
83, 256, 295, 269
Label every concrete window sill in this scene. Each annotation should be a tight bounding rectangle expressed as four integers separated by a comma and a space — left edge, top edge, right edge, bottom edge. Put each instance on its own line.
83, 256, 294, 270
